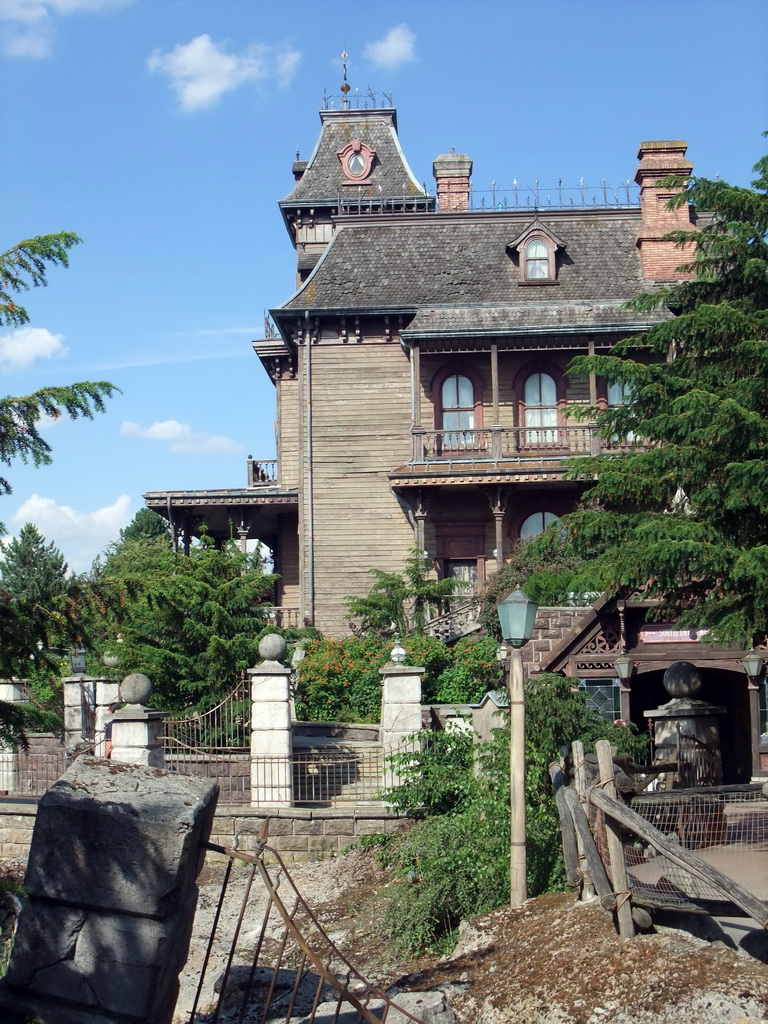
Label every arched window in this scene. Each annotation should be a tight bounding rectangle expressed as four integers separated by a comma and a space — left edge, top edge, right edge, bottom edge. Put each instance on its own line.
520, 511, 560, 541
605, 379, 637, 444
441, 373, 475, 449
525, 239, 550, 280
442, 374, 474, 431
523, 372, 558, 444
432, 366, 484, 453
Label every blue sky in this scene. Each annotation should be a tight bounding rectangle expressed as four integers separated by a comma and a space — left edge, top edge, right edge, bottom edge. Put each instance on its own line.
0, 0, 765, 571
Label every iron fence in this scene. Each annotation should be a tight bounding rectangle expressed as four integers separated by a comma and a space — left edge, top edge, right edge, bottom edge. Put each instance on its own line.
468, 178, 640, 211
0, 746, 69, 799
164, 747, 395, 808
163, 677, 250, 750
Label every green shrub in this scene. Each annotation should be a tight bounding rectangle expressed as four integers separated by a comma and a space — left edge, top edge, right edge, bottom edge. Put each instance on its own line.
381, 675, 648, 953
427, 636, 503, 704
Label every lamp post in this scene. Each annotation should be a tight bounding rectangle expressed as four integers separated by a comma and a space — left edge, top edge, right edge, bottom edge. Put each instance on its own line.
741, 652, 764, 777
496, 588, 539, 907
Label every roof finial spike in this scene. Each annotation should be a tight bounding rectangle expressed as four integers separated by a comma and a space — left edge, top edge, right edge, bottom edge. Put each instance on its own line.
340, 49, 350, 109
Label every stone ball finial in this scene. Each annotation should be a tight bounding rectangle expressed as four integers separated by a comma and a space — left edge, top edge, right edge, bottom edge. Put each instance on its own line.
120, 672, 153, 706
663, 661, 702, 699
259, 633, 287, 664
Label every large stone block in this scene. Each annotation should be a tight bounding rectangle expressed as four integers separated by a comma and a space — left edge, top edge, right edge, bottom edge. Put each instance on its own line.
250, 671, 291, 703
382, 704, 423, 735
1, 757, 218, 1024
251, 730, 292, 756
381, 672, 422, 705
251, 701, 291, 730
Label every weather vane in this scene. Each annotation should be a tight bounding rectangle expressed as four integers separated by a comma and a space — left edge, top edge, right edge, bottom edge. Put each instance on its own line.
341, 49, 350, 109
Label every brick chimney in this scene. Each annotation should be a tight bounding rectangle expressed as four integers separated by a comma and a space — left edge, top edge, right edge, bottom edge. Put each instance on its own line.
634, 140, 695, 281
433, 149, 473, 213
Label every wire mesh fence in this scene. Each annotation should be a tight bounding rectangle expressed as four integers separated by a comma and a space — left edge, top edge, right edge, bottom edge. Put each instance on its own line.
622, 787, 768, 909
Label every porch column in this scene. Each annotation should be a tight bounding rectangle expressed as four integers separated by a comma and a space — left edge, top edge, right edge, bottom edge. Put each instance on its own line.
249, 634, 292, 807
493, 508, 505, 569
487, 486, 509, 569
412, 341, 421, 425
491, 343, 502, 460
414, 488, 428, 553
588, 339, 600, 455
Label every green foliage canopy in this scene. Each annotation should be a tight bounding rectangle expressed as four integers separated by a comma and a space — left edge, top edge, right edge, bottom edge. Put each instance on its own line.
95, 538, 278, 711
530, 151, 768, 646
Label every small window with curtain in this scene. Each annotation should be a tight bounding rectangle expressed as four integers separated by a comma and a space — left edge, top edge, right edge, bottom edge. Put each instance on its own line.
606, 379, 637, 444
525, 239, 551, 280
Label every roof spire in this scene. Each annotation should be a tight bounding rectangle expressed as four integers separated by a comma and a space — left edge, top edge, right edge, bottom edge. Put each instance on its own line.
340, 49, 350, 109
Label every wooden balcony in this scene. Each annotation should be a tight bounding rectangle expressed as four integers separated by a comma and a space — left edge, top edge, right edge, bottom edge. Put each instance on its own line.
247, 458, 279, 486
410, 425, 634, 464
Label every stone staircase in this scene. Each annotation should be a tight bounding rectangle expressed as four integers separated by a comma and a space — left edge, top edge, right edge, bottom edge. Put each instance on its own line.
291, 726, 387, 806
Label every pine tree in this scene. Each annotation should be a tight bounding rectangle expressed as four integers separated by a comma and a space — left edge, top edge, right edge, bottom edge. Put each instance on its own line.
534, 148, 768, 646
0, 233, 117, 742
0, 233, 116, 502
0, 523, 68, 603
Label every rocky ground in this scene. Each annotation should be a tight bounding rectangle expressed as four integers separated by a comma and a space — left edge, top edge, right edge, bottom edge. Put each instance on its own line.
177, 844, 768, 1024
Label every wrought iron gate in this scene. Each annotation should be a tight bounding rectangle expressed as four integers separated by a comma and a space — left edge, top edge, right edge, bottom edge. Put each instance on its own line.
189, 825, 426, 1024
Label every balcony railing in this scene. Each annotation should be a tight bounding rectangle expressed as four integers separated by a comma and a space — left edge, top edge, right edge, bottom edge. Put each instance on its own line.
410, 425, 637, 464
247, 458, 278, 486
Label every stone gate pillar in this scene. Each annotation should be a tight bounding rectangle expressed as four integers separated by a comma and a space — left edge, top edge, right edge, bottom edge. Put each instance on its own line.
109, 673, 167, 768
249, 635, 292, 807
94, 678, 121, 757
62, 674, 96, 754
0, 681, 27, 793
380, 653, 424, 762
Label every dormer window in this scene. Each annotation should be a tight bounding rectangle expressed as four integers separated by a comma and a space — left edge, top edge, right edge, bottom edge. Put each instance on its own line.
337, 139, 376, 183
525, 239, 551, 280
507, 220, 566, 285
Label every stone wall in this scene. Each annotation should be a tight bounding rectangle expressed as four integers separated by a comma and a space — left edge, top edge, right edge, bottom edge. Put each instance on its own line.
525, 606, 589, 677
0, 801, 404, 864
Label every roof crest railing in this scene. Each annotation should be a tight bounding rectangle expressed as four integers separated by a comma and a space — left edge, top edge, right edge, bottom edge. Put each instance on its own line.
468, 179, 640, 211
322, 87, 394, 110
334, 180, 641, 215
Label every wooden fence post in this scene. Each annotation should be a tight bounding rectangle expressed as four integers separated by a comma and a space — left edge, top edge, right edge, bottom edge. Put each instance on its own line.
595, 739, 635, 940
571, 739, 596, 901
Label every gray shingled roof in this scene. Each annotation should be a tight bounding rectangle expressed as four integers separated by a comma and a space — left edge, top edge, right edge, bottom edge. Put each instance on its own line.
282, 109, 428, 205
281, 211, 650, 312
403, 301, 664, 337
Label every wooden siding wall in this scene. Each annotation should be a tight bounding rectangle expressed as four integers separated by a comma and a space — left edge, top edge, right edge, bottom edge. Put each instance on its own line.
276, 375, 301, 490
277, 518, 301, 610
301, 339, 415, 634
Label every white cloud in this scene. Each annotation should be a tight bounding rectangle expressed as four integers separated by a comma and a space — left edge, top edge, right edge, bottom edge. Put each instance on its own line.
0, 326, 67, 371
363, 24, 416, 70
121, 419, 243, 456
10, 493, 132, 572
147, 34, 301, 112
0, 0, 130, 59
